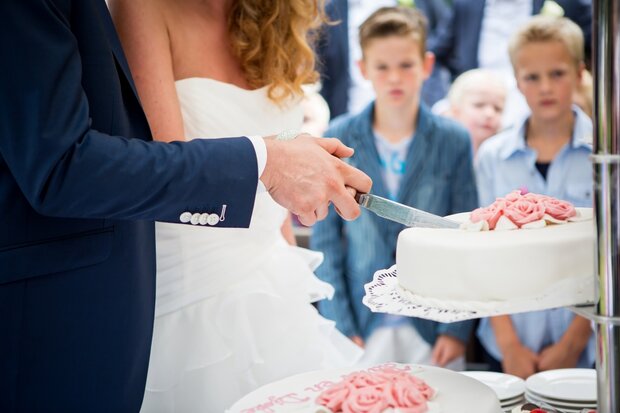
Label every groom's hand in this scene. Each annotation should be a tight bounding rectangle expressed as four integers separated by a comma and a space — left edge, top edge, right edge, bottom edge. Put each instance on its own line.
261, 135, 372, 226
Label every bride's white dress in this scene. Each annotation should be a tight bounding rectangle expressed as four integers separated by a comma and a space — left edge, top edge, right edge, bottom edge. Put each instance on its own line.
140, 78, 362, 413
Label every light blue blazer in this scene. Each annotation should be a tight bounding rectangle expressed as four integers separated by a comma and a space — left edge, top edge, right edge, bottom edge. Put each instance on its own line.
311, 103, 479, 345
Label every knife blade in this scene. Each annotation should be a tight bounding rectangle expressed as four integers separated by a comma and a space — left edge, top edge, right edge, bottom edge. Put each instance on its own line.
355, 193, 460, 229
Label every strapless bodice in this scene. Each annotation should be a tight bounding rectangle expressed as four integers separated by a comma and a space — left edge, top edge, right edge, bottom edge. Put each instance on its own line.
154, 78, 304, 315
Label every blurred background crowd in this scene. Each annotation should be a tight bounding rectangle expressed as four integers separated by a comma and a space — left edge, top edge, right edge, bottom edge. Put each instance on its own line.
300, 0, 595, 380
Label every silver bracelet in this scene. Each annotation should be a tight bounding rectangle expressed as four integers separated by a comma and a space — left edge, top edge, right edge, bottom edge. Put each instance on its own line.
276, 130, 303, 141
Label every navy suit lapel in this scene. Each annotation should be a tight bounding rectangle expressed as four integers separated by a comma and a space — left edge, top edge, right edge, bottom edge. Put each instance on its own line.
94, 0, 141, 102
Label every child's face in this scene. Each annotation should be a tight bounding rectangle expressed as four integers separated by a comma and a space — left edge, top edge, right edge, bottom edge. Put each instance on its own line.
452, 86, 505, 150
514, 40, 582, 122
358, 35, 434, 109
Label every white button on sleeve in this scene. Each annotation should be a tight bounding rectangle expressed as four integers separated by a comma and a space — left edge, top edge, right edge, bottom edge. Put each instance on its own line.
180, 212, 192, 223
190, 213, 200, 225
199, 213, 209, 226
207, 213, 220, 226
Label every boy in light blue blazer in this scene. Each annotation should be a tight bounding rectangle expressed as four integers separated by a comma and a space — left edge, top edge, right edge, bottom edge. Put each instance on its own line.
311, 7, 478, 368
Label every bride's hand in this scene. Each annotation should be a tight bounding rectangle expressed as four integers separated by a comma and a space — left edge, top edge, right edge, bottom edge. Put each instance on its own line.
261, 135, 372, 226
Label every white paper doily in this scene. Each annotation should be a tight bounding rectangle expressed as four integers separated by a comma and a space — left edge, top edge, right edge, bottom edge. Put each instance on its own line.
363, 265, 596, 323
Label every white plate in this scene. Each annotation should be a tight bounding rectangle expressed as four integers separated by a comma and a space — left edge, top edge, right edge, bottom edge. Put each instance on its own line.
461, 371, 525, 401
500, 395, 525, 406
526, 369, 596, 402
526, 391, 597, 408
228, 363, 502, 413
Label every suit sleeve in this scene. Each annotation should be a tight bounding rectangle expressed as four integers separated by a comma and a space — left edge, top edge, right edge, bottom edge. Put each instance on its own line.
0, 0, 257, 226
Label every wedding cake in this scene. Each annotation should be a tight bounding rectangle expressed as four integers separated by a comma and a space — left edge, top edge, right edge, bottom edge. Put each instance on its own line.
396, 191, 595, 303
227, 363, 502, 412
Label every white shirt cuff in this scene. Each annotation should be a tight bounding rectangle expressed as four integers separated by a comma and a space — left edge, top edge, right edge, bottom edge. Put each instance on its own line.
247, 135, 267, 193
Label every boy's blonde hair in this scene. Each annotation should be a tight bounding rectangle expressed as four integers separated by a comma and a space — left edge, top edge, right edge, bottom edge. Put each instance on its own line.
448, 69, 507, 108
508, 15, 584, 68
359, 6, 428, 58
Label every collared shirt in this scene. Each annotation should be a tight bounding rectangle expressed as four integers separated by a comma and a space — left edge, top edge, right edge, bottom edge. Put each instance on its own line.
475, 106, 596, 367
475, 106, 593, 207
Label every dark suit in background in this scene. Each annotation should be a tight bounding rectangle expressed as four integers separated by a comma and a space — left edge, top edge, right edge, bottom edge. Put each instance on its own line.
433, 0, 592, 80
0, 1, 258, 412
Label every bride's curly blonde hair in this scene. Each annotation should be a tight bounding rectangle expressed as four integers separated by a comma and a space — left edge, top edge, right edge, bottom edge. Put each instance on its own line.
228, 0, 327, 104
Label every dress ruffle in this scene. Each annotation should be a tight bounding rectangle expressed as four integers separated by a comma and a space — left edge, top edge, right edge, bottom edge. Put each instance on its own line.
142, 244, 362, 413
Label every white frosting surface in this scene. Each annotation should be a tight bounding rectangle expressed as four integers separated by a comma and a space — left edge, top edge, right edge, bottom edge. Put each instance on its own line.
396, 208, 595, 302
227, 363, 502, 412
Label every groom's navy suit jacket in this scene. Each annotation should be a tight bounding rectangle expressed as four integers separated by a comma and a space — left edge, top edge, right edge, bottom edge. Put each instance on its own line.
0, 1, 258, 412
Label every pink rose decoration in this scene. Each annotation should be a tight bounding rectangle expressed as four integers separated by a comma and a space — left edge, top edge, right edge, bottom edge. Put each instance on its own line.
345, 372, 388, 388
385, 380, 429, 413
470, 199, 507, 230
316, 382, 352, 412
504, 190, 524, 202
316, 366, 434, 413
413, 381, 435, 400
540, 198, 577, 220
503, 198, 546, 227
341, 386, 389, 413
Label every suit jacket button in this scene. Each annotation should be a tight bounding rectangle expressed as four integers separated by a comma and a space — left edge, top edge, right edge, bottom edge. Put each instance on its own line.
180, 212, 192, 223
199, 213, 209, 225
190, 213, 201, 225
207, 213, 220, 226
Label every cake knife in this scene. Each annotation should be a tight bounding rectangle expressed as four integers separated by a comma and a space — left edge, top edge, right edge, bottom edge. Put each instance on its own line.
355, 193, 460, 229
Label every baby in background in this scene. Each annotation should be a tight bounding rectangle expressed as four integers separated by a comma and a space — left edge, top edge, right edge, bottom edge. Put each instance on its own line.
445, 69, 507, 156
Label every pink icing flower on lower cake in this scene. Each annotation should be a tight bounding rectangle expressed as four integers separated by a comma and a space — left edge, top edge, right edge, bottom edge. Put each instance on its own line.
316, 367, 434, 413
316, 382, 352, 412
341, 386, 389, 413
345, 372, 389, 388
503, 197, 546, 227
385, 380, 430, 413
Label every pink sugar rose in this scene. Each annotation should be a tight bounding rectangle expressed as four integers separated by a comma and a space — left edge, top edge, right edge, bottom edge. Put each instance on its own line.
523, 193, 551, 203
341, 386, 389, 413
504, 190, 524, 202
503, 197, 546, 227
385, 380, 429, 413
345, 372, 388, 388
540, 197, 577, 220
470, 199, 507, 230
414, 381, 435, 400
316, 382, 352, 412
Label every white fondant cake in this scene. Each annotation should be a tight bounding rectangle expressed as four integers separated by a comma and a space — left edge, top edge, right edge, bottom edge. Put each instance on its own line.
227, 363, 502, 413
396, 191, 595, 303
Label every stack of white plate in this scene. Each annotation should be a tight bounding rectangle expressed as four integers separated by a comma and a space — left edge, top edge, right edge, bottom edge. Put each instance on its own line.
461, 371, 526, 412
525, 369, 597, 412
